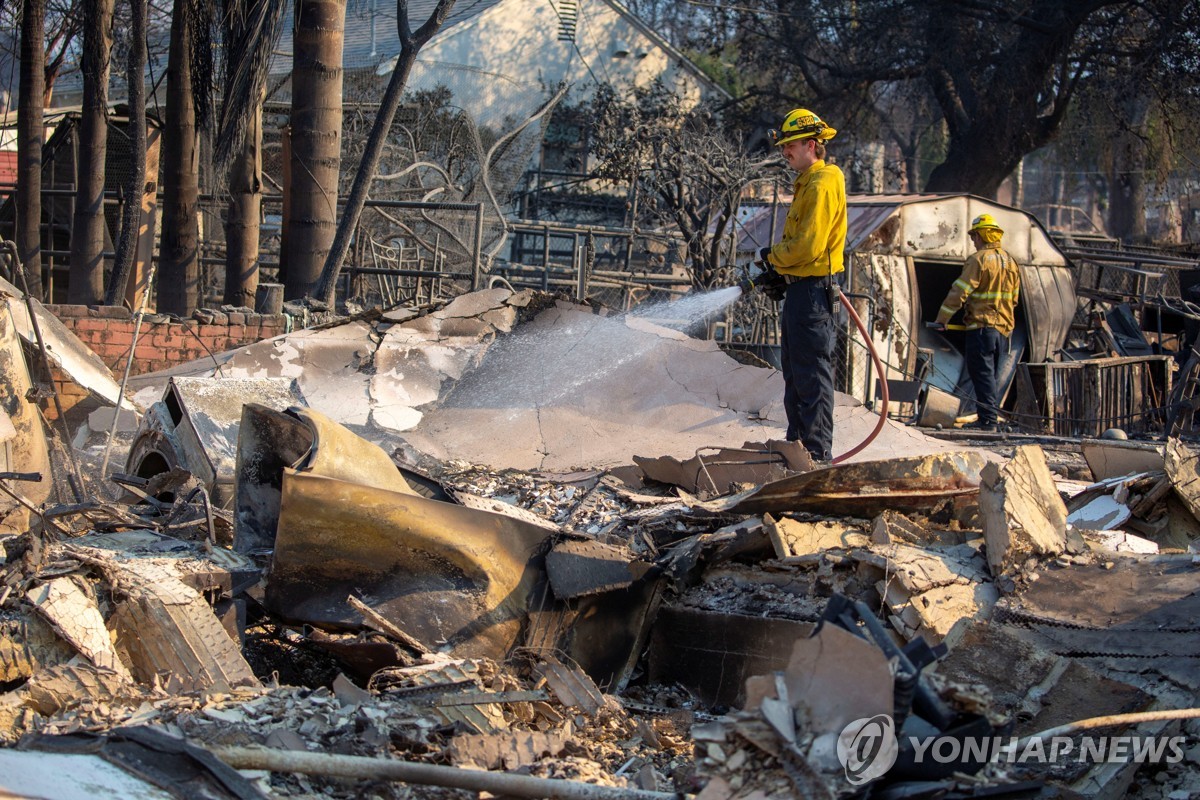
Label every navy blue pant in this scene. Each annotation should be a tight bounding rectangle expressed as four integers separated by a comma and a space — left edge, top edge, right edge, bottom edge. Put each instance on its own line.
965, 327, 1008, 426
781, 278, 836, 461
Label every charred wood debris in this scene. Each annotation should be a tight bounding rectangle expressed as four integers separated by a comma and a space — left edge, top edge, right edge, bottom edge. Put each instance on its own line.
1, 289, 1200, 800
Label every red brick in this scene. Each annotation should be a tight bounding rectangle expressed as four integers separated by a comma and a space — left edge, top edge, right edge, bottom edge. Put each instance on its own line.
100, 330, 136, 347
48, 304, 90, 319
134, 342, 161, 361
70, 317, 108, 332
91, 305, 133, 320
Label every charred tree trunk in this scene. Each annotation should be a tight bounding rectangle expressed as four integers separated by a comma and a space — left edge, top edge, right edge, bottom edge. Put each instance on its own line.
923, 109, 1030, 197
106, 0, 148, 307
159, 0, 201, 315
286, 0, 346, 301
68, 0, 115, 305
312, 0, 456, 306
921, 1, 1098, 196
216, 0, 287, 308
1107, 92, 1151, 243
16, 0, 46, 300
224, 102, 262, 307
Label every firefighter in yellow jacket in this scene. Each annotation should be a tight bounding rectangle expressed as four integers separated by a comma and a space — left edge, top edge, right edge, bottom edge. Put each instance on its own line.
758, 108, 846, 462
932, 213, 1021, 431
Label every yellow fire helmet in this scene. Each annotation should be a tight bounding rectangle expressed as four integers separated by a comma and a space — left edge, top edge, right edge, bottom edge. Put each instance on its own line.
769, 108, 838, 147
969, 213, 1004, 234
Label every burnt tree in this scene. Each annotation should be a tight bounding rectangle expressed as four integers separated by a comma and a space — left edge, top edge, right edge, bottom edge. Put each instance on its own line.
158, 0, 201, 314
16, 0, 45, 299
285, 0, 346, 300
67, 0, 114, 304
312, 0, 456, 307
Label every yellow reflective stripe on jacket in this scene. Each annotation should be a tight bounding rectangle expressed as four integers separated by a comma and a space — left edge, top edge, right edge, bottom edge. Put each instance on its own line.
934, 243, 1021, 336
766, 161, 847, 278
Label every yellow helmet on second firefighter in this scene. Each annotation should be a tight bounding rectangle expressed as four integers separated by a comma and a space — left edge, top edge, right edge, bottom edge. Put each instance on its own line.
769, 109, 838, 147
969, 213, 1004, 244
969, 213, 1003, 234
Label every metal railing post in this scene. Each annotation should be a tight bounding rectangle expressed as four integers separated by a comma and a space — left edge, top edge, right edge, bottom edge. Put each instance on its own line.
471, 202, 484, 290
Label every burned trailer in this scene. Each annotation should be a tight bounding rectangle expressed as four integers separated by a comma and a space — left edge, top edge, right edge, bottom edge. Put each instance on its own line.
739, 194, 1166, 435
838, 194, 1077, 429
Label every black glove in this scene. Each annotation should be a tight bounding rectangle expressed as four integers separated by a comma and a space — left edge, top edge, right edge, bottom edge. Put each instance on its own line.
758, 247, 772, 267
760, 269, 787, 302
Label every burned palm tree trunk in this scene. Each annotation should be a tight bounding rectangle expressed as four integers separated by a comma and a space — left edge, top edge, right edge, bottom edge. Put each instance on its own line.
286, 0, 346, 301
159, 0, 201, 315
312, 0, 457, 306
16, 0, 46, 300
68, 0, 115, 305
106, 0, 148, 308
224, 103, 262, 308
217, 0, 286, 309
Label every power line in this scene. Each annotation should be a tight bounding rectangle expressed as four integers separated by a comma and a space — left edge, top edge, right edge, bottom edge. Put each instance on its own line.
681, 0, 790, 17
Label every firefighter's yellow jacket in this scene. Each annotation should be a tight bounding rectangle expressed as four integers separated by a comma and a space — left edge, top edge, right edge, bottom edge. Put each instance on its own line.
765, 160, 846, 279
935, 242, 1021, 336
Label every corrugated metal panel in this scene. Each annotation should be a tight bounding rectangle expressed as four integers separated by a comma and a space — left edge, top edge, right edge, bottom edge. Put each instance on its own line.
736, 204, 788, 251
1017, 263, 1077, 363
846, 204, 900, 252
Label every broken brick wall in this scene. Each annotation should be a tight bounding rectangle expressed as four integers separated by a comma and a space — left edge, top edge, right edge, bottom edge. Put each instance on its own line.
44, 305, 288, 418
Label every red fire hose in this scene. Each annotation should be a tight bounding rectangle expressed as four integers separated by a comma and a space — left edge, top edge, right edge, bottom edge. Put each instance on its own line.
831, 289, 888, 464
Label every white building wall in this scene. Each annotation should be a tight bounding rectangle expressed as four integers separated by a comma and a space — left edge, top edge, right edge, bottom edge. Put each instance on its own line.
402, 0, 708, 127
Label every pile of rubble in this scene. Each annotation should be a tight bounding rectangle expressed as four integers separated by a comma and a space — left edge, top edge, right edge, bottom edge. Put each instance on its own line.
1, 285, 1199, 799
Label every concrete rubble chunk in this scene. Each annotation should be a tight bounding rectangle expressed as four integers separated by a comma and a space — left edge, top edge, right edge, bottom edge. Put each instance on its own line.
27, 577, 133, 682
871, 509, 929, 544
764, 514, 869, 559
1085, 530, 1160, 554
857, 542, 997, 643
25, 662, 142, 715
433, 287, 512, 319
979, 444, 1069, 579
102, 556, 260, 692
1165, 437, 1200, 523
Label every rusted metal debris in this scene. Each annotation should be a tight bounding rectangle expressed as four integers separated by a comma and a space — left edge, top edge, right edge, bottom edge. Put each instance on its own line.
634, 440, 814, 498
727, 450, 991, 517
